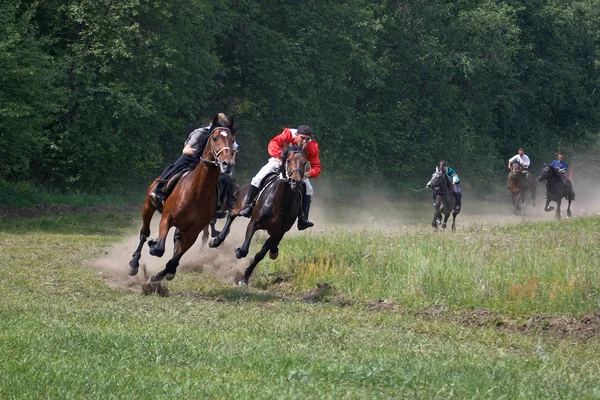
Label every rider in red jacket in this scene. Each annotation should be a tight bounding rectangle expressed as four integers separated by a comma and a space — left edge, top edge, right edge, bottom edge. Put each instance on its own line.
239, 125, 321, 230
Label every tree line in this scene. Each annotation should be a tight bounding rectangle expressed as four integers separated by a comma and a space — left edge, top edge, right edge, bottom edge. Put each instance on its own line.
1, 0, 599, 194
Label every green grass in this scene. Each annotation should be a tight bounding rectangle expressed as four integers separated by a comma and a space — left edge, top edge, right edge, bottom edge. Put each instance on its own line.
0, 180, 145, 207
1, 209, 600, 398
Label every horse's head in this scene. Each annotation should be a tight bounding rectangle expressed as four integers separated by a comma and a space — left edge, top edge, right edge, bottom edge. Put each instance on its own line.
207, 114, 235, 174
538, 164, 555, 182
426, 170, 445, 190
509, 160, 521, 177
282, 145, 307, 191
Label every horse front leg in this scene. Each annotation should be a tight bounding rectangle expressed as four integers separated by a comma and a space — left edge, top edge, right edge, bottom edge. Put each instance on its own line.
235, 220, 258, 259
566, 198, 572, 218
129, 202, 155, 275
151, 228, 200, 282
173, 228, 183, 255
201, 225, 209, 247
544, 198, 555, 212
451, 211, 458, 231
555, 199, 562, 221
442, 212, 450, 230
148, 214, 171, 257
239, 237, 276, 285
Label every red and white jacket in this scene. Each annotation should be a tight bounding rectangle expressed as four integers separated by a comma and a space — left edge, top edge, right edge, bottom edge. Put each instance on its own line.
267, 128, 322, 178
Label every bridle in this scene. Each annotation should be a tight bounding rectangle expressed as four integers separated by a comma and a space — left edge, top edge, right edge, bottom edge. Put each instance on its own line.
200, 127, 232, 166
281, 150, 306, 185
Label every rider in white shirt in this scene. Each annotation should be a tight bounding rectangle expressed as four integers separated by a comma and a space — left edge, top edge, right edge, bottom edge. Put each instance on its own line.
506, 148, 531, 188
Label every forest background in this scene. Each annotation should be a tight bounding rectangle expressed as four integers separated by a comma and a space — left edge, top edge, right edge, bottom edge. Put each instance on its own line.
2, 0, 599, 197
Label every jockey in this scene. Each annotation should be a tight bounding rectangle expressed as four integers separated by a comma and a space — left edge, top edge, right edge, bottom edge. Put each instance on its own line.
239, 125, 321, 230
433, 160, 462, 212
506, 147, 530, 188
508, 148, 531, 170
550, 153, 569, 175
149, 113, 238, 209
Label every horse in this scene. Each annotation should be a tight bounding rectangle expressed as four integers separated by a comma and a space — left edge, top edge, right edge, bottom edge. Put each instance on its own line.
128, 114, 235, 282
426, 168, 460, 231
537, 164, 575, 220
208, 146, 307, 285
508, 161, 536, 215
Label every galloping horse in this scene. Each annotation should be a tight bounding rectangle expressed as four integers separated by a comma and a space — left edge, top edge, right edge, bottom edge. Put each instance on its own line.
209, 146, 307, 285
508, 161, 536, 215
128, 115, 235, 282
538, 164, 575, 220
426, 168, 460, 231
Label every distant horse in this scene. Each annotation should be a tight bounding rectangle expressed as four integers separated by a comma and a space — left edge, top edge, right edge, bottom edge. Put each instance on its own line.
508, 161, 536, 215
209, 146, 307, 285
426, 168, 460, 231
128, 115, 235, 282
538, 164, 575, 221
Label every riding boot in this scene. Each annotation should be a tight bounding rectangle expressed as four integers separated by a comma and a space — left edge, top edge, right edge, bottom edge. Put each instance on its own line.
297, 195, 314, 231
238, 185, 260, 217
149, 182, 166, 211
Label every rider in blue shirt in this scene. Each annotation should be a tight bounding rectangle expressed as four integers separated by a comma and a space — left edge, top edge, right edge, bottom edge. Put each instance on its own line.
550, 153, 568, 174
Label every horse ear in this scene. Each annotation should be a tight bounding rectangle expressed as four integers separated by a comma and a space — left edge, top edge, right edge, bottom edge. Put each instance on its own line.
211, 114, 221, 129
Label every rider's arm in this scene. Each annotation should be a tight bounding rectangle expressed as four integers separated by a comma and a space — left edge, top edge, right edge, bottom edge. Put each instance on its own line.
182, 145, 196, 155
267, 128, 292, 158
305, 141, 322, 178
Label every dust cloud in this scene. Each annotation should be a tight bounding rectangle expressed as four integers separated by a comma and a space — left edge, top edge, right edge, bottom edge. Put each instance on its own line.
91, 216, 250, 292
91, 165, 599, 291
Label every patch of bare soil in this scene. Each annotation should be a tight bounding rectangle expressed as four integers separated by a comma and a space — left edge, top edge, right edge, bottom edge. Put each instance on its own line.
0, 203, 141, 219
419, 307, 600, 341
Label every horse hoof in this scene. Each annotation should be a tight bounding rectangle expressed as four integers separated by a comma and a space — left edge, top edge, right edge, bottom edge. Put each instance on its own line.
149, 248, 165, 257
165, 273, 176, 281
209, 238, 220, 248
128, 266, 139, 276
235, 248, 247, 259
149, 274, 162, 283
237, 278, 248, 286
269, 250, 279, 260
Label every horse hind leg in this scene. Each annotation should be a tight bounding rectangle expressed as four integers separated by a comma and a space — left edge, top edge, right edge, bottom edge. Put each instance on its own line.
566, 198, 572, 218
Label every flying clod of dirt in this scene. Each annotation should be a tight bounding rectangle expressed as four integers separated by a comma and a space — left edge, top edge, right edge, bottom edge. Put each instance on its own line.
141, 281, 170, 297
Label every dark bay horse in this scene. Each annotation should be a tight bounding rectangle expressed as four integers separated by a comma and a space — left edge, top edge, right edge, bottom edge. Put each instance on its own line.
538, 164, 575, 220
128, 115, 235, 282
426, 168, 460, 231
508, 161, 536, 215
209, 146, 307, 285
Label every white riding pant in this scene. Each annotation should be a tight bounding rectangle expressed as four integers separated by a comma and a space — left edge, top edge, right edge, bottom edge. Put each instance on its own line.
251, 157, 313, 195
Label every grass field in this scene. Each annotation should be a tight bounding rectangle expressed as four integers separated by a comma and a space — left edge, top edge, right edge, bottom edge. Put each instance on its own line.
1, 201, 600, 398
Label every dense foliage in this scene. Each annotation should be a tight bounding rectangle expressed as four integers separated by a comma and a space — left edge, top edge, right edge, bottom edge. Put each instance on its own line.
1, 0, 599, 193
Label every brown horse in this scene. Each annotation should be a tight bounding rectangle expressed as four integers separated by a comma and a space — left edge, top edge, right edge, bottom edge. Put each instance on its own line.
508, 161, 537, 215
128, 115, 235, 282
208, 146, 307, 285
